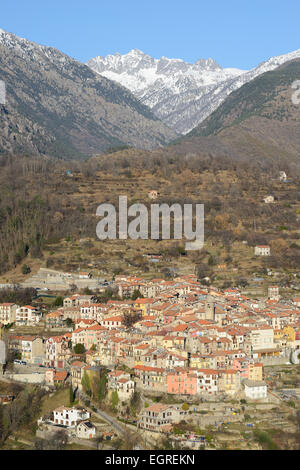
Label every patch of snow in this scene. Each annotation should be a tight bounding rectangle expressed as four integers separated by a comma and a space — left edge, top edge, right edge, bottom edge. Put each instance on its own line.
87, 48, 300, 134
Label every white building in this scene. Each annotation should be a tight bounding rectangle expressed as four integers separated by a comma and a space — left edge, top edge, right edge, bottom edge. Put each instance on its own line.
72, 328, 86, 346
196, 369, 218, 395
279, 171, 287, 182
148, 190, 159, 200
254, 245, 271, 256
244, 380, 267, 400
80, 303, 104, 321
248, 326, 274, 353
78, 272, 92, 279
263, 195, 275, 204
100, 315, 123, 330
108, 370, 135, 400
16, 306, 40, 325
20, 337, 45, 364
268, 286, 280, 301
52, 406, 90, 427
63, 295, 93, 308
293, 298, 300, 308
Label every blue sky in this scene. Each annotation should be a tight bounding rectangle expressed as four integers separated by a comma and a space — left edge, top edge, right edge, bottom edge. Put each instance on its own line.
1, 0, 300, 69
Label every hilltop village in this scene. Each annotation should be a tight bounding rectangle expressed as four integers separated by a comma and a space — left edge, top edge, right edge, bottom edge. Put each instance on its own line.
1, 274, 300, 450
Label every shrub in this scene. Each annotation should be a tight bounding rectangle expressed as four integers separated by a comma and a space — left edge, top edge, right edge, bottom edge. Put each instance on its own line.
287, 400, 296, 408
53, 296, 63, 307
74, 343, 86, 354
253, 429, 278, 450
21, 264, 31, 275
111, 390, 119, 411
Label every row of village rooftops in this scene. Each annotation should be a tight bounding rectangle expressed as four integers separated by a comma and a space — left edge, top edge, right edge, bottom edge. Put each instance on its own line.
1, 277, 300, 377
2, 337, 270, 403
0, 286, 299, 329
1, 273, 299, 438
1, 273, 299, 329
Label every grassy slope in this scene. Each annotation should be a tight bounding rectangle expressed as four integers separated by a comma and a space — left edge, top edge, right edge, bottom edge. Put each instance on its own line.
1, 156, 299, 295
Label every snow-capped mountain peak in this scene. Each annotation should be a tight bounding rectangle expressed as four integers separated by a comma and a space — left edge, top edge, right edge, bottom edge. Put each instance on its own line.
194, 57, 222, 70
128, 48, 146, 56
0, 27, 70, 67
87, 48, 300, 134
86, 50, 246, 133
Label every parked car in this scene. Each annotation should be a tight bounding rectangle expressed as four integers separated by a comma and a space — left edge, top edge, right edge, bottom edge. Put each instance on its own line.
14, 360, 27, 365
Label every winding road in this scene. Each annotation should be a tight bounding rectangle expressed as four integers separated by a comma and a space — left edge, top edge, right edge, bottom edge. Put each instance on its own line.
79, 391, 146, 450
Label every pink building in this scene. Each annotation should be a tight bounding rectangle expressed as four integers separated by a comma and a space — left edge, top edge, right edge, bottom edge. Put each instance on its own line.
232, 358, 250, 378
232, 359, 263, 381
167, 368, 197, 395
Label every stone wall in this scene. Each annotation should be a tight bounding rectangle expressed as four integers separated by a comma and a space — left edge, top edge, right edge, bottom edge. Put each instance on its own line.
6, 373, 45, 384
260, 356, 290, 366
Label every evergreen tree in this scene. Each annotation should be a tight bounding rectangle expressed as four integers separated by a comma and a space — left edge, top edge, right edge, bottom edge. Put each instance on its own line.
111, 390, 119, 412
69, 384, 74, 404
98, 370, 108, 402
53, 296, 64, 307
131, 289, 143, 301
81, 371, 91, 395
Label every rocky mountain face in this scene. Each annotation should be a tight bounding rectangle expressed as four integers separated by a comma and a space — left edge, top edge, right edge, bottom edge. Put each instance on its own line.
0, 29, 177, 158
87, 49, 245, 134
183, 59, 300, 166
87, 48, 300, 135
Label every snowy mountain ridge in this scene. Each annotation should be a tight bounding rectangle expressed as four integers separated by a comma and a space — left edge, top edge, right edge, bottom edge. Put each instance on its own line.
87, 48, 300, 134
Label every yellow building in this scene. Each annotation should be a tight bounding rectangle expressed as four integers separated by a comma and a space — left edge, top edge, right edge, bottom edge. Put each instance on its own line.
189, 354, 211, 370
133, 343, 149, 366
173, 336, 186, 351
85, 348, 101, 366
162, 336, 175, 350
218, 370, 241, 396
282, 326, 296, 343
274, 329, 283, 341
248, 363, 263, 381
134, 299, 153, 317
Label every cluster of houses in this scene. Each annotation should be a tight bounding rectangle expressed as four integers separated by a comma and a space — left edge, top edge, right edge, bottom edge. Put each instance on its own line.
37, 406, 97, 440
0, 304, 41, 325
2, 274, 300, 434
